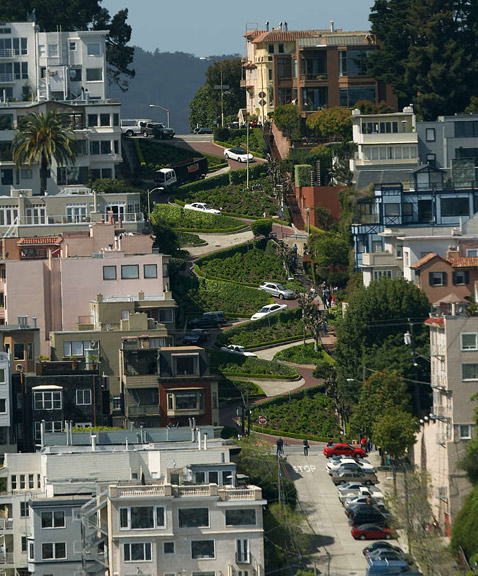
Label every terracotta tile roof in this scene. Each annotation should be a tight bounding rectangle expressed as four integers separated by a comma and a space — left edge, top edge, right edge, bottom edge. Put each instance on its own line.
251, 30, 318, 43
17, 237, 62, 245
425, 317, 444, 326
446, 257, 478, 268
411, 253, 445, 269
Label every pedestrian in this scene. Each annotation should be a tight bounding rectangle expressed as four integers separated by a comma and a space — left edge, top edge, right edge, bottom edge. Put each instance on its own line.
361, 436, 368, 452
327, 438, 333, 448
276, 437, 284, 455
323, 320, 328, 334
303, 439, 309, 456
367, 439, 373, 453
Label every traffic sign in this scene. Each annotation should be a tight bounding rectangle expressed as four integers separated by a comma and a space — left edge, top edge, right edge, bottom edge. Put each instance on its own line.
259, 91, 266, 98
259, 99, 266, 107
258, 415, 267, 425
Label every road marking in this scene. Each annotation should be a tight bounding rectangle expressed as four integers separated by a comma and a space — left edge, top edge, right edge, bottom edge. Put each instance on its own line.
292, 464, 316, 473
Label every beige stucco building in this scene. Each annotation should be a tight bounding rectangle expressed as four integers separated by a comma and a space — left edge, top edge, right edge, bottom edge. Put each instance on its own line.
413, 309, 478, 535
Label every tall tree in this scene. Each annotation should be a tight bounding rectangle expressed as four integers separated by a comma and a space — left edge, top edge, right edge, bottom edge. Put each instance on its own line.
306, 107, 352, 141
0, 1, 134, 90
12, 111, 78, 195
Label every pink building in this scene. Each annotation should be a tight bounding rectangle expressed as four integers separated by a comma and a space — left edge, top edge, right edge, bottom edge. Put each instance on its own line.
3, 251, 170, 354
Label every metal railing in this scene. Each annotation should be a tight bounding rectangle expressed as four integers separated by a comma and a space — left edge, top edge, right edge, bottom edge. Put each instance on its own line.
0, 73, 15, 82
0, 553, 14, 564
127, 405, 160, 417
0, 519, 13, 530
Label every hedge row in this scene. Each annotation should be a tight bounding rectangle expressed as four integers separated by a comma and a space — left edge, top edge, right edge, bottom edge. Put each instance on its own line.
210, 350, 299, 379
218, 378, 265, 401
152, 204, 244, 232
274, 343, 335, 365
251, 425, 337, 443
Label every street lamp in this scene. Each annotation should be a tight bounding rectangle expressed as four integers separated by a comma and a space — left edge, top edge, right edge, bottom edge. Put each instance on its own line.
149, 104, 170, 128
306, 207, 311, 235
147, 187, 164, 216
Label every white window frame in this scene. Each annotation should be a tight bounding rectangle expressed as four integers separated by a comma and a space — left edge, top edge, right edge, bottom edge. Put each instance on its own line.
119, 506, 166, 530
191, 539, 215, 560
41, 510, 66, 529
461, 333, 478, 351
34, 420, 63, 440
87, 43, 101, 56
76, 389, 92, 406
459, 424, 472, 440
33, 391, 62, 411
123, 542, 152, 562
41, 542, 66, 560
462, 363, 478, 380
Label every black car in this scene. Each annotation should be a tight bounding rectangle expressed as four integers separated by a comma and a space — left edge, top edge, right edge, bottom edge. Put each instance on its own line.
189, 311, 227, 329
346, 503, 390, 519
362, 541, 403, 557
182, 329, 210, 345
193, 127, 212, 134
349, 506, 388, 527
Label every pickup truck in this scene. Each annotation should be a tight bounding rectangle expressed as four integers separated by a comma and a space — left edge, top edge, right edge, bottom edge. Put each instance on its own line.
338, 485, 384, 504
142, 122, 175, 139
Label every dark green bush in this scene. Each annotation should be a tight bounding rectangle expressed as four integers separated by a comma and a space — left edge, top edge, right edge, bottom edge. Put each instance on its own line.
229, 163, 267, 185
218, 378, 264, 401
152, 204, 243, 232
294, 164, 313, 187
251, 219, 273, 238
274, 343, 334, 365
177, 231, 207, 247
210, 350, 299, 379
214, 127, 230, 141
180, 172, 231, 193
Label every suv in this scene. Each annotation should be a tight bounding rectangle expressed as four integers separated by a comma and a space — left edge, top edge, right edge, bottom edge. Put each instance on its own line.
189, 311, 227, 329
142, 122, 175, 139
258, 282, 295, 300
331, 470, 377, 486
182, 329, 210, 345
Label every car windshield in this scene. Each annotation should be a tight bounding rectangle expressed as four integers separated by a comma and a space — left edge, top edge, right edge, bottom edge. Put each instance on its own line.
259, 306, 270, 313
275, 284, 286, 290
234, 148, 246, 154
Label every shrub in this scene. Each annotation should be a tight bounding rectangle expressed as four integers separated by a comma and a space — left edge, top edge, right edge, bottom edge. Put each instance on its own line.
251, 219, 273, 238
218, 378, 264, 401
274, 343, 334, 365
210, 350, 299, 379
177, 231, 207, 247
216, 308, 305, 348
152, 204, 244, 232
214, 127, 230, 142
294, 164, 313, 187
229, 163, 267, 185
180, 172, 230, 193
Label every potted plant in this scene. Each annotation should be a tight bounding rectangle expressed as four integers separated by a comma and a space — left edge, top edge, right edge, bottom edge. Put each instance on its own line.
68, 355, 80, 370
37, 355, 49, 364
89, 355, 98, 370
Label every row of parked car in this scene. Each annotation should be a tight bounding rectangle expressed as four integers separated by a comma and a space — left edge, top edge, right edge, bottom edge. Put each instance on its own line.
323, 444, 422, 575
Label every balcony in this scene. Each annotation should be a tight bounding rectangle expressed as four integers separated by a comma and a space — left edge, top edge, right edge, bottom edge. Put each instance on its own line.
127, 404, 160, 417
236, 553, 251, 564
0, 74, 15, 83
362, 252, 400, 268
0, 519, 13, 531
355, 132, 418, 145
0, 50, 15, 59
0, 553, 14, 565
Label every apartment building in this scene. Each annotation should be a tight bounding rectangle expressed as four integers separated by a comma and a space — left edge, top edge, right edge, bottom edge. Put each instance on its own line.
413, 307, 478, 535
242, 22, 396, 123
0, 21, 122, 195
0, 431, 256, 576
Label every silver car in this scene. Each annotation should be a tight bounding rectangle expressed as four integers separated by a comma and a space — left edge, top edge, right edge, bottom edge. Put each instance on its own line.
258, 282, 295, 300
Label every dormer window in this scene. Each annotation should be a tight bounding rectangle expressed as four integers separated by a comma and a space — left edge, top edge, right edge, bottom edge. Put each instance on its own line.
172, 354, 199, 376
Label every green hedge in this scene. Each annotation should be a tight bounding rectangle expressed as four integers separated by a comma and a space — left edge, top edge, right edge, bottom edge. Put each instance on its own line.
214, 127, 268, 156
210, 350, 299, 379
216, 308, 305, 348
251, 425, 338, 443
294, 164, 313, 187
218, 378, 265, 401
152, 204, 244, 232
180, 172, 231, 193
177, 231, 207, 247
274, 343, 335, 365
229, 163, 267, 184
250, 387, 339, 438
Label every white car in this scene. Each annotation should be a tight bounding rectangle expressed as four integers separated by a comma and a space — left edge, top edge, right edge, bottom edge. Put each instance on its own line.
251, 303, 288, 321
224, 147, 255, 163
220, 344, 257, 357
344, 495, 386, 509
184, 202, 221, 215
326, 457, 376, 474
258, 282, 295, 300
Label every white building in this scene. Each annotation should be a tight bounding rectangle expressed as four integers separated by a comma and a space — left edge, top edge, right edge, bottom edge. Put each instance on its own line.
0, 21, 122, 195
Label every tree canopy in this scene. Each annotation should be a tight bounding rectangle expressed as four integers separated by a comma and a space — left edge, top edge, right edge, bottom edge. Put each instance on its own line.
368, 0, 478, 119
0, 0, 134, 90
308, 231, 350, 285
272, 104, 301, 140
372, 406, 418, 462
306, 107, 352, 141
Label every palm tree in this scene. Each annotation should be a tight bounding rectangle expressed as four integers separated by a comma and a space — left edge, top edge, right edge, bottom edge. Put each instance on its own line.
12, 110, 78, 195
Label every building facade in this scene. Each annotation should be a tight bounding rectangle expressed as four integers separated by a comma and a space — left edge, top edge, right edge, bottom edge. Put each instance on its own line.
242, 23, 397, 124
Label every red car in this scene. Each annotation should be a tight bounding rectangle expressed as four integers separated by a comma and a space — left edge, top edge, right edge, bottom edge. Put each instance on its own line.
351, 523, 395, 540
323, 443, 366, 458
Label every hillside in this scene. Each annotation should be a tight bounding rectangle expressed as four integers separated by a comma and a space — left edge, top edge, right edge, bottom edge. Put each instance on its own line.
108, 47, 240, 134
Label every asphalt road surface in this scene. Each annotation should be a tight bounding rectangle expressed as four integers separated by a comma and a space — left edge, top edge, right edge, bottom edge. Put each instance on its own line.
283, 446, 393, 576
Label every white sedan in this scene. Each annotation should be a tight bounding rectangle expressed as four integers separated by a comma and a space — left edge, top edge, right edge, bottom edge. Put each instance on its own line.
251, 303, 288, 321
220, 344, 257, 357
344, 495, 386, 509
224, 147, 255, 163
184, 202, 221, 215
326, 457, 376, 474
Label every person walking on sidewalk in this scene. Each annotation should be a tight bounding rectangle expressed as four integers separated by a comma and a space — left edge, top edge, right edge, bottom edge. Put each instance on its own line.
276, 437, 284, 456
303, 439, 309, 456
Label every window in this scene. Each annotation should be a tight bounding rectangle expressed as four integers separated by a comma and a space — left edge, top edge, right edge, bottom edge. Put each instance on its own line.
225, 509, 256, 526
48, 44, 58, 58
41, 510, 65, 528
384, 203, 400, 217
87, 43, 101, 56
158, 309, 173, 323
339, 86, 376, 108
124, 542, 152, 562
121, 265, 139, 279
429, 272, 447, 287
29, 542, 34, 561
120, 506, 165, 529
22, 536, 27, 553
462, 334, 478, 350
455, 121, 478, 138
29, 474, 34, 489
86, 68, 102, 82
34, 421, 62, 440
168, 390, 204, 413
20, 475, 25, 489
426, 128, 436, 142
63, 341, 91, 357
173, 354, 199, 376
88, 114, 98, 127
0, 399, 6, 414
0, 368, 5, 384
268, 44, 274, 54
467, 249, 478, 257
14, 343, 25, 360
459, 425, 472, 440
100, 141, 111, 154
42, 542, 66, 560
440, 197, 469, 217
453, 270, 469, 286
209, 471, 218, 484
191, 540, 215, 559
11, 475, 16, 490
20, 502, 29, 517
179, 508, 209, 528
100, 113, 110, 126
76, 389, 92, 406
69, 41, 77, 51
34, 391, 62, 411
103, 265, 117, 280
278, 43, 284, 53
113, 395, 122, 410
144, 264, 157, 278
237, 539, 250, 563
463, 363, 478, 380
164, 542, 175, 554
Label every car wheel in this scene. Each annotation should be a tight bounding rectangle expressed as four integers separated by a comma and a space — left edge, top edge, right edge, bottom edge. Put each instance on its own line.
142, 131, 148, 137
126, 130, 133, 137
225, 154, 229, 159
279, 294, 284, 300
385, 533, 391, 540
360, 534, 367, 540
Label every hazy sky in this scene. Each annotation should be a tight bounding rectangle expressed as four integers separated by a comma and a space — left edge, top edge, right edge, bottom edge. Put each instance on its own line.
102, 0, 375, 57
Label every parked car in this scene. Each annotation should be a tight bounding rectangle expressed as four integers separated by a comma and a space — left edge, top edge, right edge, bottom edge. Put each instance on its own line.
189, 311, 227, 329
351, 524, 394, 540
184, 202, 221, 215
251, 303, 288, 321
224, 147, 255, 163
331, 469, 378, 486
327, 457, 376, 474
366, 560, 409, 575
349, 508, 388, 527
193, 127, 212, 134
366, 549, 406, 563
346, 503, 390, 520
120, 118, 151, 136
142, 121, 175, 139
344, 495, 386, 509
220, 345, 257, 358
362, 541, 403, 557
339, 485, 384, 504
182, 329, 210, 345
323, 443, 367, 458
258, 282, 295, 300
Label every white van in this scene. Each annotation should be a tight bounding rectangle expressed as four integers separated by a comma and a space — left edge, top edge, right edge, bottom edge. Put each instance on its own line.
121, 119, 151, 137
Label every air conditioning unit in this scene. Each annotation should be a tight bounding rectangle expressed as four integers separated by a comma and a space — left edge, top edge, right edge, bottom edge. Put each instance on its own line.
436, 486, 448, 500
89, 341, 99, 350
16, 364, 23, 372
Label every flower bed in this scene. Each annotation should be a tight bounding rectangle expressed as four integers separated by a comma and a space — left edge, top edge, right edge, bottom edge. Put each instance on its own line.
274, 343, 335, 365
216, 308, 305, 348
250, 387, 339, 438
195, 239, 287, 285
152, 204, 244, 232
210, 350, 299, 380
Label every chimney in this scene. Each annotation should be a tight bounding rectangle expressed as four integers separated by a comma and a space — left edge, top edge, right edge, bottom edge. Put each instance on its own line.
330, 21, 335, 32
265, 21, 269, 32
40, 420, 45, 449
197, 429, 201, 450
203, 432, 208, 450
32, 317, 37, 329
284, 22, 288, 31
91, 434, 97, 451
